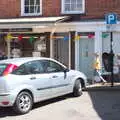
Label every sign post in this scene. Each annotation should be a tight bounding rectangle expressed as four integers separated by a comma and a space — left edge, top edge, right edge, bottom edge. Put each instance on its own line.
105, 13, 117, 87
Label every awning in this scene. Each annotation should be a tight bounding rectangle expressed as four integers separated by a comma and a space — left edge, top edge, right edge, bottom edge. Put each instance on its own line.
0, 16, 69, 24
0, 16, 69, 30
32, 16, 73, 33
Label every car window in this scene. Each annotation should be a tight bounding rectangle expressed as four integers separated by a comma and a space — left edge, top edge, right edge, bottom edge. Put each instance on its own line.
12, 60, 44, 75
30, 61, 44, 74
12, 63, 30, 75
41, 60, 65, 73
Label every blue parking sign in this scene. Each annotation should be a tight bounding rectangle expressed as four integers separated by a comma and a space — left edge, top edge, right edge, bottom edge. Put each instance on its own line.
105, 13, 117, 24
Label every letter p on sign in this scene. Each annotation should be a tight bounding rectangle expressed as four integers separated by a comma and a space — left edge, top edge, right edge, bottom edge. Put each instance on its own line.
105, 13, 117, 24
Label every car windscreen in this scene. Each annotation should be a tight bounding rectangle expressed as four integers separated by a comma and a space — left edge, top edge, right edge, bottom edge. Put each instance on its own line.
0, 64, 8, 76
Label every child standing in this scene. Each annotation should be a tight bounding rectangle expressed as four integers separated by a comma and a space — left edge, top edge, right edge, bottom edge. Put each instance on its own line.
93, 53, 107, 84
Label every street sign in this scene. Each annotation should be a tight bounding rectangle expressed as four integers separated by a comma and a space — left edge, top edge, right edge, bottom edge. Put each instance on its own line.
105, 13, 117, 24
105, 13, 117, 87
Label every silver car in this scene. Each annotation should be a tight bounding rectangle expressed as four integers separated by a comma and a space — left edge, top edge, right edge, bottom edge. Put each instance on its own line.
0, 57, 87, 114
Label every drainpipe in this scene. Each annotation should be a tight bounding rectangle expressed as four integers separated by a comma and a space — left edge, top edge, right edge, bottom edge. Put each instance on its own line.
75, 31, 79, 70
50, 26, 56, 58
5, 38, 11, 59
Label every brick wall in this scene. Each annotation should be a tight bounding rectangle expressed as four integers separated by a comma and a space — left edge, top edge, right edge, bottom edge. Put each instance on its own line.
0, 0, 120, 19
43, 0, 61, 16
0, 0, 20, 18
83, 0, 120, 19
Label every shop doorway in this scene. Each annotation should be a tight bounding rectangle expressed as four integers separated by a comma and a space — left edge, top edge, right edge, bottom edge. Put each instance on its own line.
78, 38, 94, 79
33, 36, 46, 57
53, 36, 69, 67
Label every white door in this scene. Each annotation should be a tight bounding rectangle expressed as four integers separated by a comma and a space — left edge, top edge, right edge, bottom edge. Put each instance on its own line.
79, 38, 94, 79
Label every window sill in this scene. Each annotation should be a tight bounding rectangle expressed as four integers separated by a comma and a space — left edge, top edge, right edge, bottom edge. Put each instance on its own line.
61, 11, 85, 15
21, 13, 42, 16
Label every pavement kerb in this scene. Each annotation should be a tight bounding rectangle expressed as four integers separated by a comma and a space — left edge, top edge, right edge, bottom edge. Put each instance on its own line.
84, 83, 120, 91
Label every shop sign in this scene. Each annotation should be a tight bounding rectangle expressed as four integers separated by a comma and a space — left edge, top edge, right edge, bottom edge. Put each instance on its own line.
0, 28, 32, 32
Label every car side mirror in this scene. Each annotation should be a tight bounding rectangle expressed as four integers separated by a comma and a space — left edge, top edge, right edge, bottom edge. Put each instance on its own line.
64, 68, 69, 73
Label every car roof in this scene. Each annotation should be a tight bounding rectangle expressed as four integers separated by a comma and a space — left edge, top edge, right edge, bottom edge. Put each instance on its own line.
0, 57, 55, 66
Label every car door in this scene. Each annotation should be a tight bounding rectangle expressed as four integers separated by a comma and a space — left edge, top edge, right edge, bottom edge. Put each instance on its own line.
27, 60, 54, 100
42, 60, 71, 97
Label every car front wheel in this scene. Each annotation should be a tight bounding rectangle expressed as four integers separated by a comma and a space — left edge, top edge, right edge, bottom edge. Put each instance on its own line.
73, 79, 82, 97
13, 91, 33, 114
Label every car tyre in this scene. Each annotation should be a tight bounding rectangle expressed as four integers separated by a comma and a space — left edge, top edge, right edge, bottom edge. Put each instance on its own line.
73, 79, 82, 97
13, 91, 33, 114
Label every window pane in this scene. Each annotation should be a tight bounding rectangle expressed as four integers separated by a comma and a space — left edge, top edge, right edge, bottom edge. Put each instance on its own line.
25, 6, 29, 13
24, 0, 40, 14
25, 0, 29, 5
65, 0, 70, 4
64, 0, 83, 12
30, 0, 34, 5
30, 6, 34, 13
77, 0, 82, 4
71, 4, 76, 11
36, 0, 40, 4
35, 5, 40, 13
37, 6, 40, 13
77, 4, 82, 11
65, 4, 71, 11
71, 0, 77, 4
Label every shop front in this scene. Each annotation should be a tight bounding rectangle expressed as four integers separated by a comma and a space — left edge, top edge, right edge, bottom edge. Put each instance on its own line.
39, 21, 120, 80
0, 18, 120, 80
0, 16, 67, 59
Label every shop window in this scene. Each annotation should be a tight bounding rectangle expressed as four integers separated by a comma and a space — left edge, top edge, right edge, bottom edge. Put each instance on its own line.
33, 36, 46, 57
61, 0, 85, 14
21, 0, 42, 16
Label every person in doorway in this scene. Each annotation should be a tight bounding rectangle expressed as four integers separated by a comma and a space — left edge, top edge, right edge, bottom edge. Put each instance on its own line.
93, 53, 107, 84
102, 52, 111, 72
116, 54, 120, 80
11, 48, 21, 58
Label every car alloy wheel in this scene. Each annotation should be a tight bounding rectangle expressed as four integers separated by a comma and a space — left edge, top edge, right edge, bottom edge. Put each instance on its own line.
13, 91, 33, 114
